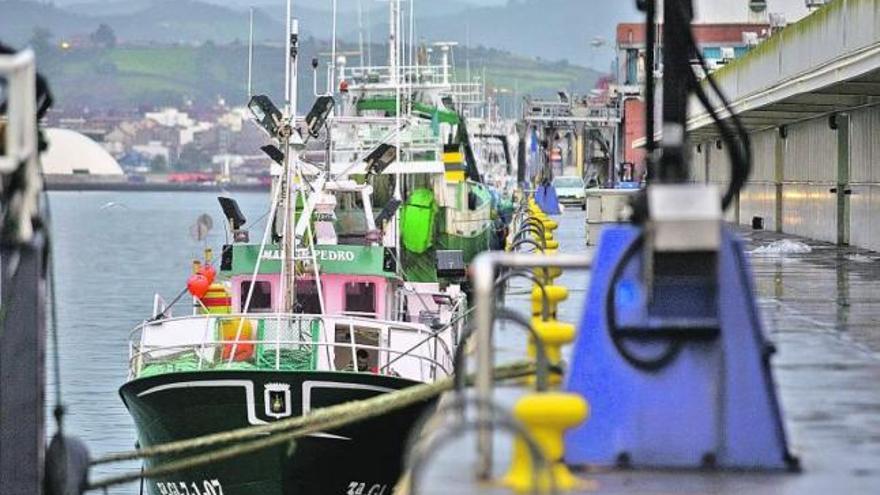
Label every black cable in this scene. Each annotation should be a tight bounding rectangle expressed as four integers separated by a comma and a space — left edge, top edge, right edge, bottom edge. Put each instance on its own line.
644, 0, 657, 157
511, 225, 546, 249
507, 238, 544, 254
601, 0, 751, 373
605, 234, 684, 372
520, 217, 546, 236
494, 269, 549, 320
672, 0, 752, 210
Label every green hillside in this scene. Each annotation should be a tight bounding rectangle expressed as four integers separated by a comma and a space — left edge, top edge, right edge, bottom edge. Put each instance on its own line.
40, 43, 600, 111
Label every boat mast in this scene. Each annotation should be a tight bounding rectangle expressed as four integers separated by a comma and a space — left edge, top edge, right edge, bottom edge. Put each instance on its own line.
281, 0, 300, 314
392, 0, 403, 276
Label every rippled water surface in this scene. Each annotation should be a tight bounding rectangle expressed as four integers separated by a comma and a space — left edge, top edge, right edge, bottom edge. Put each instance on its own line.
47, 193, 880, 494
48, 191, 271, 493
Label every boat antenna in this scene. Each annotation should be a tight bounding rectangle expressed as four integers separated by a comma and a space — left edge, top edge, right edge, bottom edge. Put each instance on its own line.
312, 57, 320, 97
247, 7, 254, 99
466, 21, 471, 83
284, 0, 298, 115
357, 0, 365, 66
388, 0, 399, 86
330, 0, 338, 94
366, 0, 373, 66
408, 0, 416, 109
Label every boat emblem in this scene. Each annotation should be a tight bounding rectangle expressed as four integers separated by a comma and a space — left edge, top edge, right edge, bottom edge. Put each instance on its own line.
263, 383, 292, 419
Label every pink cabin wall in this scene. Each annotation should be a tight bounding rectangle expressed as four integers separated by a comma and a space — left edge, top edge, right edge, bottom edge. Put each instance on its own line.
319, 275, 388, 318
229, 274, 387, 317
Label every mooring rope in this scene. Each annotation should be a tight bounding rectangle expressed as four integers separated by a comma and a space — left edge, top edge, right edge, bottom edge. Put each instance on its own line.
86, 361, 539, 491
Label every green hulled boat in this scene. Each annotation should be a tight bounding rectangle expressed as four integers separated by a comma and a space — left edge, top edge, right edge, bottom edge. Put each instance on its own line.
120, 4, 508, 493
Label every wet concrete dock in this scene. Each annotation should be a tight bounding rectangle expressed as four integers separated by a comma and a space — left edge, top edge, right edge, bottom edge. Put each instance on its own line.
419, 210, 880, 494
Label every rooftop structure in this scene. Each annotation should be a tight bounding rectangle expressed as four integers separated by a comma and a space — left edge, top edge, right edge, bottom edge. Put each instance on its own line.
41, 128, 123, 175
682, 0, 880, 253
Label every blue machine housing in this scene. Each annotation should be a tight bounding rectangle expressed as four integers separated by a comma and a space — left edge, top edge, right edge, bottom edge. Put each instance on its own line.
564, 225, 796, 470
535, 183, 561, 215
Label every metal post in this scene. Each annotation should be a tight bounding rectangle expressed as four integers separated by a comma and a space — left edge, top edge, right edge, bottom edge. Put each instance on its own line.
473, 252, 592, 480
472, 254, 496, 480
644, 0, 656, 159
0, 234, 47, 495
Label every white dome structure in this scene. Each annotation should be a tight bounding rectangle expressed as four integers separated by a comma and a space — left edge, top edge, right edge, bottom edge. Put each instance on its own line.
41, 128, 124, 175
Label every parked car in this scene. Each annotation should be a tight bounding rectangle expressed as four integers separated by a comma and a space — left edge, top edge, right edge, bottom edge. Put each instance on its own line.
553, 175, 587, 210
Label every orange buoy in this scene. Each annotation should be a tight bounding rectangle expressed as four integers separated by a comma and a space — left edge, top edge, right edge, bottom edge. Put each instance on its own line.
201, 265, 217, 285
187, 273, 211, 299
219, 318, 255, 362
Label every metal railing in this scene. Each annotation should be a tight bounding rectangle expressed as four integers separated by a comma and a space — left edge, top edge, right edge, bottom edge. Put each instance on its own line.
346, 65, 451, 87
128, 313, 455, 383
327, 117, 444, 175
449, 82, 485, 108
471, 251, 594, 479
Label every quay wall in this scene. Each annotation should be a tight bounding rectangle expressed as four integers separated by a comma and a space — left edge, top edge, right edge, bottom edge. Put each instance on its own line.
692, 104, 880, 250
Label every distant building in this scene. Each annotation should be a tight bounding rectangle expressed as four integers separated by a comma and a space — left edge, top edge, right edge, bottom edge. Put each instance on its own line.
613, 0, 814, 169
132, 141, 171, 163
145, 108, 194, 128
41, 129, 124, 175
688, 0, 811, 24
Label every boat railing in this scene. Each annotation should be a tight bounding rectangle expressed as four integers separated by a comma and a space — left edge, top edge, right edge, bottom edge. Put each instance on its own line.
128, 313, 454, 383
328, 119, 439, 152
346, 64, 449, 86
327, 118, 442, 173
449, 82, 485, 107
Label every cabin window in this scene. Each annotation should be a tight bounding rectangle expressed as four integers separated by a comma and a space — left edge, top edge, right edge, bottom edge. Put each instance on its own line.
294, 280, 322, 314
345, 282, 376, 317
240, 281, 273, 313
335, 192, 370, 245
625, 49, 639, 85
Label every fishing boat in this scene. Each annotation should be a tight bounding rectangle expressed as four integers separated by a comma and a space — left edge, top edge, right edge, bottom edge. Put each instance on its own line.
119, 8, 472, 495
325, 9, 509, 279
120, 182, 466, 494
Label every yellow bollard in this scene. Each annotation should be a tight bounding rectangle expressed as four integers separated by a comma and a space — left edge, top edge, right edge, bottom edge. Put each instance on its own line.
527, 318, 576, 386
533, 266, 562, 284
542, 219, 559, 232
529, 318, 576, 366
502, 393, 590, 492
531, 285, 569, 319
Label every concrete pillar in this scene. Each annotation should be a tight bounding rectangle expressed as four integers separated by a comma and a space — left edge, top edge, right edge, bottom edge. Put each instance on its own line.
575, 125, 584, 179
836, 113, 851, 246
703, 141, 710, 184
775, 130, 784, 233
0, 235, 46, 495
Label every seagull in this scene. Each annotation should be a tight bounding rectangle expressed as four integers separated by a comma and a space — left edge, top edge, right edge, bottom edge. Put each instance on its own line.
100, 201, 128, 210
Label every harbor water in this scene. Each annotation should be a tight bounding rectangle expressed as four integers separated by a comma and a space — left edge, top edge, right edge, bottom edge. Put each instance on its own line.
47, 191, 880, 494
47, 191, 271, 493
